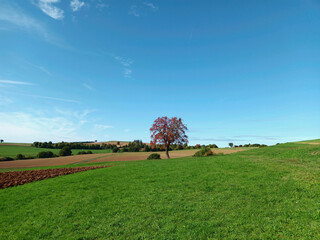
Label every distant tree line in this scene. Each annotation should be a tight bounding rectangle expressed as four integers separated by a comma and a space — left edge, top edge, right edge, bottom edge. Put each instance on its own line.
228, 143, 267, 148
115, 140, 219, 153
31, 140, 220, 153
32, 141, 103, 150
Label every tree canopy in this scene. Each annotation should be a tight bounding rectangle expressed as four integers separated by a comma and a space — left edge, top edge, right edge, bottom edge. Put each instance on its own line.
150, 116, 188, 158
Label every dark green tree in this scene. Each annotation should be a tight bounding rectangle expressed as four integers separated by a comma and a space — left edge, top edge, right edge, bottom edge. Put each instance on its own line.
59, 146, 72, 156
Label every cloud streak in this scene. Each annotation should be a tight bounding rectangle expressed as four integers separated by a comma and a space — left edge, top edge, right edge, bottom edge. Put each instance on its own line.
129, 5, 140, 17
83, 83, 93, 91
96, 1, 108, 11
35, 0, 64, 20
114, 56, 133, 78
0, 80, 34, 85
0, 3, 67, 47
0, 109, 114, 143
143, 2, 158, 11
95, 124, 114, 130
26, 94, 80, 103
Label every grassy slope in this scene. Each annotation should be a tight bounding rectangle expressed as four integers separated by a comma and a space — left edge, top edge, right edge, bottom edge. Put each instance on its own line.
0, 145, 112, 158
1, 142, 320, 239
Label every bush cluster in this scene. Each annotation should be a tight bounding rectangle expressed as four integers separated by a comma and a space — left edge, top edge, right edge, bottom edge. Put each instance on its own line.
59, 146, 72, 156
193, 147, 214, 157
147, 153, 161, 160
37, 151, 56, 158
16, 154, 34, 160
0, 157, 14, 161
77, 150, 93, 155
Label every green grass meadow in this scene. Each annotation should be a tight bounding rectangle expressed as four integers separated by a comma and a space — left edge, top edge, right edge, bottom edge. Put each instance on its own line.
0, 145, 112, 158
1, 141, 320, 239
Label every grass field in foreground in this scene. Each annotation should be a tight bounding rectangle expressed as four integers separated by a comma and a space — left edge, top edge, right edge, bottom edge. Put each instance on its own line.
1, 142, 320, 239
0, 145, 112, 158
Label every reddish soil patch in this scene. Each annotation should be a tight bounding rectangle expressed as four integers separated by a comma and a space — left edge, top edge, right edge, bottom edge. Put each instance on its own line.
0, 166, 111, 189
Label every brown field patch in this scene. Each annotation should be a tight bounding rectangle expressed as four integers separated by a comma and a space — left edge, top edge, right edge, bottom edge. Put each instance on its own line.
299, 142, 320, 145
0, 153, 109, 168
0, 166, 111, 189
0, 143, 31, 147
0, 148, 253, 169
76, 148, 252, 163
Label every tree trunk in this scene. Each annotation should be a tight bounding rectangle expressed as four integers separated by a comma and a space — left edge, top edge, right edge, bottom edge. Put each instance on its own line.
166, 146, 170, 159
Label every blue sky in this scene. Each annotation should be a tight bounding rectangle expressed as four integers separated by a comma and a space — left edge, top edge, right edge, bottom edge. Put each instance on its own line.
0, 0, 319, 147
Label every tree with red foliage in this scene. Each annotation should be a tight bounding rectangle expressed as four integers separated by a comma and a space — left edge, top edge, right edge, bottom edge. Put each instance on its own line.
150, 117, 188, 159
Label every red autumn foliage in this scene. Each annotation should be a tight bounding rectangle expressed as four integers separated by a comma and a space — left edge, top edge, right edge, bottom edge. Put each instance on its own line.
150, 116, 188, 158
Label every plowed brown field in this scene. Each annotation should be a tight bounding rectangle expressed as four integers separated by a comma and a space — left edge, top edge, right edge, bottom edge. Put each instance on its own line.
0, 148, 252, 169
0, 166, 111, 189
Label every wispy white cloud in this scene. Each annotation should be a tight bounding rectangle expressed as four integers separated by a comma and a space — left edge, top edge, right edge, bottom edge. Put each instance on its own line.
70, 0, 85, 12
129, 5, 140, 17
0, 107, 111, 143
55, 108, 94, 119
114, 56, 133, 78
83, 83, 93, 91
35, 0, 64, 20
23, 60, 52, 76
0, 110, 87, 142
0, 96, 13, 106
95, 124, 114, 130
233, 135, 280, 140
0, 4, 46, 33
123, 68, 132, 78
124, 129, 131, 132
96, 0, 108, 11
114, 56, 133, 67
26, 94, 80, 103
0, 80, 34, 85
0, 107, 117, 143
0, 3, 66, 47
143, 2, 158, 11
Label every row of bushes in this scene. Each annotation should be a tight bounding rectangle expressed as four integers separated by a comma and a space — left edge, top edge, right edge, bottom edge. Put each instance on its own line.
77, 150, 93, 155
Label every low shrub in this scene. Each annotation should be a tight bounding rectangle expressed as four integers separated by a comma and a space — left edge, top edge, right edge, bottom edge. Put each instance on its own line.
16, 154, 26, 160
259, 144, 268, 148
37, 151, 55, 158
0, 157, 14, 161
77, 150, 93, 155
193, 147, 214, 157
147, 153, 161, 160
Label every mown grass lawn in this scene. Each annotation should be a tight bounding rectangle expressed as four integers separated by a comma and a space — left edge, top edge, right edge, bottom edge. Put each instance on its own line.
0, 145, 112, 158
0, 142, 320, 239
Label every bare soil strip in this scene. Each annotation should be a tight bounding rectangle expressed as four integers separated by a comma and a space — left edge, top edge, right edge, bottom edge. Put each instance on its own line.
0, 166, 111, 189
0, 148, 252, 169
299, 142, 320, 145
0, 153, 109, 168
